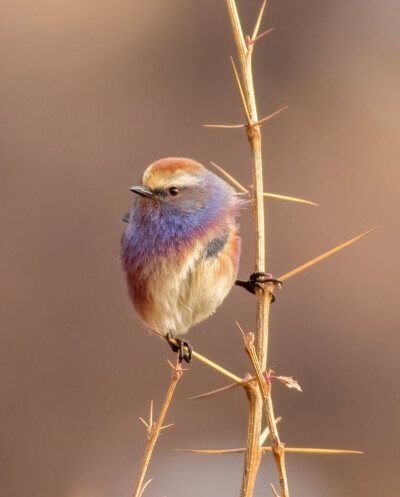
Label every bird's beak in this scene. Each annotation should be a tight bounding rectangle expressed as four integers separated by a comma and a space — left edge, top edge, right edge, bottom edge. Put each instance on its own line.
129, 185, 154, 198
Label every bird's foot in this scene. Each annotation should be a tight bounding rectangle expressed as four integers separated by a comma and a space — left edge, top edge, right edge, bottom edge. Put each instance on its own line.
166, 333, 193, 363
235, 272, 282, 302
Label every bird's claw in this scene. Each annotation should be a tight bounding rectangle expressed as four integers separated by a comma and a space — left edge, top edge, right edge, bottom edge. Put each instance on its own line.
235, 272, 282, 302
166, 333, 193, 363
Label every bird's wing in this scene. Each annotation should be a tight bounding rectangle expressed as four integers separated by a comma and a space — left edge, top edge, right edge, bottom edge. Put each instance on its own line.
204, 233, 229, 259
121, 212, 130, 223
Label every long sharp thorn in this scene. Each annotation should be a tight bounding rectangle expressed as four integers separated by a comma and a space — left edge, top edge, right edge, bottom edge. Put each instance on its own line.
256, 105, 289, 125
230, 56, 252, 126
210, 162, 248, 193
189, 382, 239, 400
176, 448, 246, 454
263, 192, 318, 206
177, 446, 363, 455
260, 417, 282, 445
149, 327, 242, 383
160, 423, 174, 430
139, 417, 149, 429
270, 483, 280, 497
252, 0, 267, 40
203, 123, 245, 129
192, 349, 242, 383
138, 479, 153, 497
279, 227, 378, 282
189, 375, 257, 401
252, 27, 275, 46
211, 163, 317, 205
262, 447, 363, 455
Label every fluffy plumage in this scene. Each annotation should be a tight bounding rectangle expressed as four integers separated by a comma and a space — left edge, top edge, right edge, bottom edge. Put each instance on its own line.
121, 157, 243, 339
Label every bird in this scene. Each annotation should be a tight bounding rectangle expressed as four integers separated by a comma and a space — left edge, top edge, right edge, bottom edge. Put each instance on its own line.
121, 157, 279, 362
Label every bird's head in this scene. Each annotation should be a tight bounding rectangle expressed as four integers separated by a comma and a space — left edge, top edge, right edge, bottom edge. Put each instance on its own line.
129, 158, 238, 221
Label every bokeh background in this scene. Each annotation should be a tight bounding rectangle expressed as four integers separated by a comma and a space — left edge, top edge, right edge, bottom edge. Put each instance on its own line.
1, 1, 399, 496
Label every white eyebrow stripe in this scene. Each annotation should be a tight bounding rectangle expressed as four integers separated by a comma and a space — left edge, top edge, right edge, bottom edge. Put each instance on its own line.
144, 170, 202, 189
167, 172, 201, 187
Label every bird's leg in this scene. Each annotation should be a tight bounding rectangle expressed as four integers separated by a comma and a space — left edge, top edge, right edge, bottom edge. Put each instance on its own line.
235, 272, 282, 303
166, 333, 193, 363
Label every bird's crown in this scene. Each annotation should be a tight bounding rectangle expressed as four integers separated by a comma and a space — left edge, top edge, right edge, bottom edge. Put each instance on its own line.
142, 157, 205, 190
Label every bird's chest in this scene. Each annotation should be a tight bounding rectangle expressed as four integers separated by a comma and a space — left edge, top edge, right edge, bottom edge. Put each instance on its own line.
144, 242, 203, 295
124, 231, 202, 301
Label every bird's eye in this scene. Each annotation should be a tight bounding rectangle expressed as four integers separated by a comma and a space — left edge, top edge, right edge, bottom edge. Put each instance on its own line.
168, 187, 180, 197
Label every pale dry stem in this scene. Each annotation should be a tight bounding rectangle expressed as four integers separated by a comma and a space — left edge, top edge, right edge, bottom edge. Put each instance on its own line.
243, 332, 289, 497
132, 359, 183, 497
225, 1, 288, 495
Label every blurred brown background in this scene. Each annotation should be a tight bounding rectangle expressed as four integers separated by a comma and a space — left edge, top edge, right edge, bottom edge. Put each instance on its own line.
1, 1, 399, 496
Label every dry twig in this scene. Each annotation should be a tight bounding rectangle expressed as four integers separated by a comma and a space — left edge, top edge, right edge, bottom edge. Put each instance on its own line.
132, 360, 183, 497
225, 1, 287, 495
242, 331, 290, 497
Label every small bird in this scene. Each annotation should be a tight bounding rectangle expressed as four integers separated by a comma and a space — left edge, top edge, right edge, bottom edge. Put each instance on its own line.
121, 157, 278, 362
121, 157, 244, 362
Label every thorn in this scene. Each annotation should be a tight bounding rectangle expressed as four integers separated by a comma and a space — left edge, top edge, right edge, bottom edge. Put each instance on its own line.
252, 27, 275, 46
210, 162, 248, 193
210, 163, 317, 206
279, 227, 378, 282
261, 447, 364, 455
189, 382, 238, 400
252, 0, 268, 41
139, 417, 149, 429
189, 378, 256, 400
147, 327, 242, 383
263, 192, 318, 206
191, 348, 243, 383
176, 446, 363, 455
270, 483, 280, 497
138, 478, 153, 497
255, 105, 289, 126
230, 56, 252, 127
160, 423, 174, 430
260, 417, 282, 445
149, 401, 153, 427
203, 123, 245, 129
235, 321, 246, 339
176, 447, 247, 454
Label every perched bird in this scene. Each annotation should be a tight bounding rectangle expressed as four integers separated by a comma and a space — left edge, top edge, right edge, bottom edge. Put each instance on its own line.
121, 157, 244, 362
121, 157, 279, 362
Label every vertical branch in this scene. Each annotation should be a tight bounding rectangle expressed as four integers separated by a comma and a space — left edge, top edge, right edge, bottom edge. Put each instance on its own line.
244, 333, 290, 497
225, 6, 265, 493
132, 361, 183, 497
225, 1, 289, 496
241, 380, 263, 496
225, 0, 269, 371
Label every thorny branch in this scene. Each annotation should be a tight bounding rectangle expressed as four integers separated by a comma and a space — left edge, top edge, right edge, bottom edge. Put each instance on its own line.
131, 3, 373, 496
225, 1, 290, 495
132, 360, 183, 497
